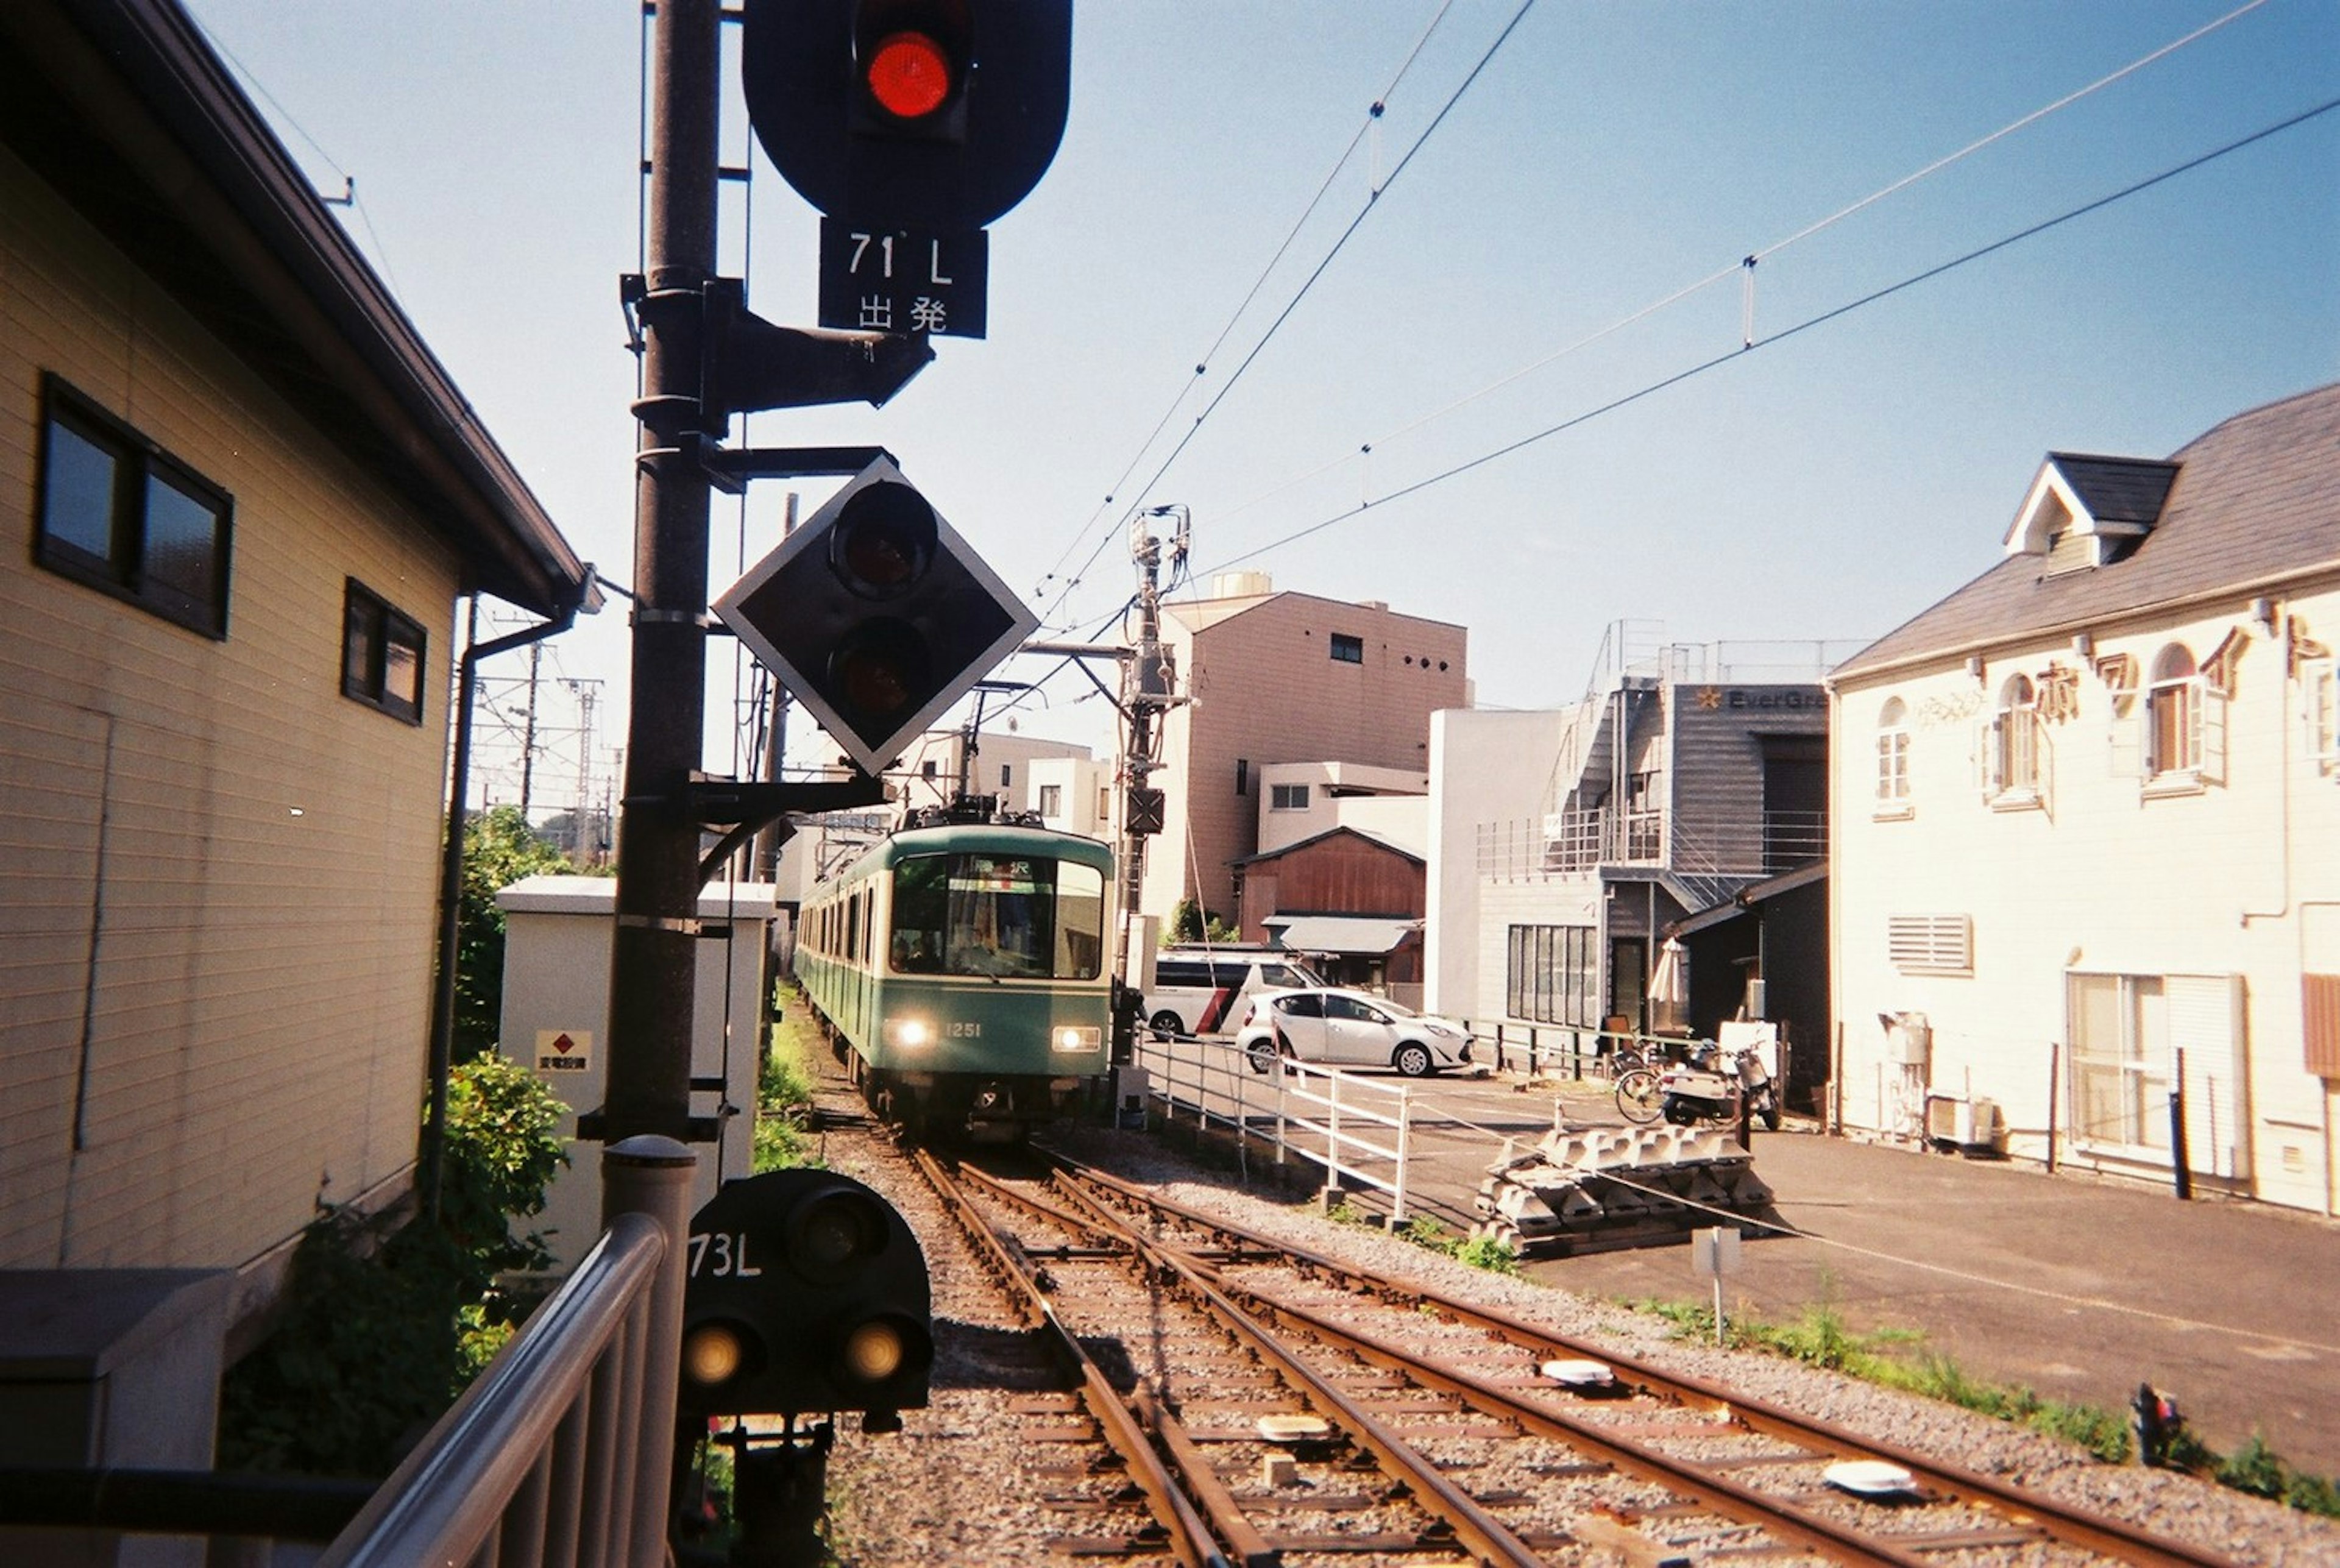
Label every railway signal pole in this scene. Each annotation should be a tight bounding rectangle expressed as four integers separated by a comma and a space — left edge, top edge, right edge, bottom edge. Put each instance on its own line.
1113, 506, 1182, 983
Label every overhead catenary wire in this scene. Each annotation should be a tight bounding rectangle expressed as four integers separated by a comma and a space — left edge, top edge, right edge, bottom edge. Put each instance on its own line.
1198, 94, 2340, 581
1311, 0, 2281, 484
1034, 1, 1529, 628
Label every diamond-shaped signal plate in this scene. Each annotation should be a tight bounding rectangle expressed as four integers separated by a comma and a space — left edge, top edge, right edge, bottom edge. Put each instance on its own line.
714, 457, 1038, 776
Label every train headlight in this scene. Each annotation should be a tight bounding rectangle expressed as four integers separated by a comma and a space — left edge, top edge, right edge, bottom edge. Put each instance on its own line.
884, 1015, 936, 1050
1052, 1025, 1102, 1053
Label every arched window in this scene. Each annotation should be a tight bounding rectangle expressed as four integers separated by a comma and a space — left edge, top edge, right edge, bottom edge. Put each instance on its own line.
1990, 674, 2039, 798
1875, 697, 1911, 809
2147, 644, 2200, 778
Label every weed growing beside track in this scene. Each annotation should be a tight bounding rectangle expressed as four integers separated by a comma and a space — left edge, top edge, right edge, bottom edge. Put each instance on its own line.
1625, 1291, 2340, 1519
755, 982, 824, 1171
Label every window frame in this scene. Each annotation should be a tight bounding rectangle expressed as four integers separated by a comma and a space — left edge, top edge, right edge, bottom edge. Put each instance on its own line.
2141, 642, 2224, 792
2066, 971, 2170, 1156
1328, 631, 1364, 664
1505, 923, 1599, 1027
2305, 658, 2338, 778
1873, 697, 1913, 818
341, 578, 428, 725
1269, 782, 1311, 811
1984, 675, 2045, 810
35, 375, 233, 639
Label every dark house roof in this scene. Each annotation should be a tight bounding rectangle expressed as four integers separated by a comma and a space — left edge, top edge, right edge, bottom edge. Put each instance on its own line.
1831, 383, 2340, 684
0, 0, 589, 617
2048, 453, 2183, 532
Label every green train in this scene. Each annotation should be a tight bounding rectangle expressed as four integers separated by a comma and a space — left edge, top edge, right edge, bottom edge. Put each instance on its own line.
795, 809, 1116, 1141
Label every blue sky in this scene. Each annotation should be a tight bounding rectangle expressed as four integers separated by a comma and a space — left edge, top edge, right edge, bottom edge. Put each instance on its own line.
181, 1, 2339, 802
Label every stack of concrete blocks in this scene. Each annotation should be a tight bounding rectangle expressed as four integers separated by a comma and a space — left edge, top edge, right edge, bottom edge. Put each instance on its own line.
1472, 1120, 1774, 1256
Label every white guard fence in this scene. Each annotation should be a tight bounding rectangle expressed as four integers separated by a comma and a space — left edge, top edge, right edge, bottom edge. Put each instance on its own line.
1132, 1034, 1422, 1223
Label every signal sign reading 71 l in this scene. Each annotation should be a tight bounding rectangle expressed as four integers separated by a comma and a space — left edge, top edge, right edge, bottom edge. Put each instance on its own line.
818, 218, 988, 338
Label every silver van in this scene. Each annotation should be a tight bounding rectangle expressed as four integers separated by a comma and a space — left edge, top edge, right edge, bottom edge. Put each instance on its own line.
1141, 946, 1324, 1037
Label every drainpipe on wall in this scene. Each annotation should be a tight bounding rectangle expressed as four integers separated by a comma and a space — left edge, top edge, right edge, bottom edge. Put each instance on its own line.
419, 580, 600, 1219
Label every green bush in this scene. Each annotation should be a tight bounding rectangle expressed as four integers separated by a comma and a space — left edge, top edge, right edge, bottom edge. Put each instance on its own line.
218, 1054, 569, 1476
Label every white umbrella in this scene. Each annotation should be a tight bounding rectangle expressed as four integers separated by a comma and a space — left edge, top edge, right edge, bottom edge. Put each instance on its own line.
1648, 937, 1687, 1006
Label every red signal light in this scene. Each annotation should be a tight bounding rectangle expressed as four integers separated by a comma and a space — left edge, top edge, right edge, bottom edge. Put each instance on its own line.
864, 30, 954, 121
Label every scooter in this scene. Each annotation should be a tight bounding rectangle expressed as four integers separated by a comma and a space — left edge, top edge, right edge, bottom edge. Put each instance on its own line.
1656, 1041, 1781, 1130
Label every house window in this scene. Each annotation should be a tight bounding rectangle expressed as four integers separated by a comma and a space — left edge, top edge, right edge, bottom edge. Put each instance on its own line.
2068, 973, 2169, 1153
1329, 632, 1364, 664
36, 376, 232, 638
1887, 914, 1971, 975
1038, 784, 1063, 817
1875, 697, 1912, 814
2143, 642, 2224, 788
2306, 659, 2338, 777
1235, 758, 1249, 796
999, 764, 1011, 789
1505, 924, 1599, 1027
921, 760, 938, 778
1984, 675, 2043, 807
342, 581, 427, 723
1270, 783, 1310, 811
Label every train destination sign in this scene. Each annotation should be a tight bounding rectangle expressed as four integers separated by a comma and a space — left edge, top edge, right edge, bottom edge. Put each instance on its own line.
817, 219, 988, 339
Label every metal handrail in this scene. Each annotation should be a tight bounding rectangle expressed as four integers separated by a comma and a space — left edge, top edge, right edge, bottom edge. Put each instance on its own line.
317, 1139, 695, 1568
1133, 1034, 1417, 1221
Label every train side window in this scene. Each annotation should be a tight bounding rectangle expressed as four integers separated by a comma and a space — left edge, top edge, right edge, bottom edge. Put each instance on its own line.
890, 855, 949, 972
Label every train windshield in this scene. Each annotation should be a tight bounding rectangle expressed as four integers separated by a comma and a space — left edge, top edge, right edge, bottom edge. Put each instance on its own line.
889, 853, 1105, 980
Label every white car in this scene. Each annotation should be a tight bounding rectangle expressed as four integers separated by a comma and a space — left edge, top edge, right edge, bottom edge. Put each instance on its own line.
1234, 987, 1475, 1077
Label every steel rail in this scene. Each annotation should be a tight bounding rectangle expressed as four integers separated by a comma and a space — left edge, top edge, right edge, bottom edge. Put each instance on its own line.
1062, 1157, 2243, 1568
1209, 1260, 1935, 1567
910, 1150, 1232, 1568
1045, 1172, 1549, 1568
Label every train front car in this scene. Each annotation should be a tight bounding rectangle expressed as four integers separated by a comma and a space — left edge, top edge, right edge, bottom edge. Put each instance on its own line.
803, 817, 1114, 1142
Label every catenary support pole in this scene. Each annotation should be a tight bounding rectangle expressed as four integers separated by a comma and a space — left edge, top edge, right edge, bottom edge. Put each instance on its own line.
607, 0, 721, 1148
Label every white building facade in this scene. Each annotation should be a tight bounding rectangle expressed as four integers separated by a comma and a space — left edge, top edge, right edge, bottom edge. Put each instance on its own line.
1828, 385, 2340, 1215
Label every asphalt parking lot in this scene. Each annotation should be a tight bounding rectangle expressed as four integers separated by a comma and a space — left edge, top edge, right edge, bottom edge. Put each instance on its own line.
1183, 1060, 2340, 1480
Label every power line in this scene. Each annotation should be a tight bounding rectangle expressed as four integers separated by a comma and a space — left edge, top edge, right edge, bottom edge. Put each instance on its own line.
1034, 2, 1531, 629
1201, 95, 2340, 579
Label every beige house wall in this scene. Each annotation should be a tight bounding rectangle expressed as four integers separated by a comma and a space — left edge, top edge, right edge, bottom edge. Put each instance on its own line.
1830, 583, 2340, 1214
1146, 592, 1464, 924
0, 146, 461, 1271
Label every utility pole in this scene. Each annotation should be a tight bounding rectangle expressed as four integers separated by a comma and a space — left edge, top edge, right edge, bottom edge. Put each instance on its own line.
1113, 505, 1184, 982
519, 641, 541, 817
606, 0, 720, 1148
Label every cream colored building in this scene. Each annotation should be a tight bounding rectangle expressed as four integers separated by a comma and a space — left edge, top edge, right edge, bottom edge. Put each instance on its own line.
0, 0, 590, 1478
1828, 384, 2340, 1214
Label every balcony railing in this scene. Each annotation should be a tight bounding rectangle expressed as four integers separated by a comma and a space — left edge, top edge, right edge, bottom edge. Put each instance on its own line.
1480, 809, 1828, 883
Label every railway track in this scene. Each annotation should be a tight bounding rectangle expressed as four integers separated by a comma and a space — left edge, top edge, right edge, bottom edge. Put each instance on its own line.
905, 1142, 2243, 1568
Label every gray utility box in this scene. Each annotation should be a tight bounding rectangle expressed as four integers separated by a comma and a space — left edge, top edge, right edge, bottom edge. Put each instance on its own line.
496, 876, 775, 1274
0, 1269, 232, 1568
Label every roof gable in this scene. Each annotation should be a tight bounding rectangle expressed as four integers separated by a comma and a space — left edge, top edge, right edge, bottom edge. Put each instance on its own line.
2002, 453, 2180, 570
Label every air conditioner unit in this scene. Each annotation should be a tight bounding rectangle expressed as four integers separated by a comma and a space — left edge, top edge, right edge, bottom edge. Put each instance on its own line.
1925, 1094, 2002, 1149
